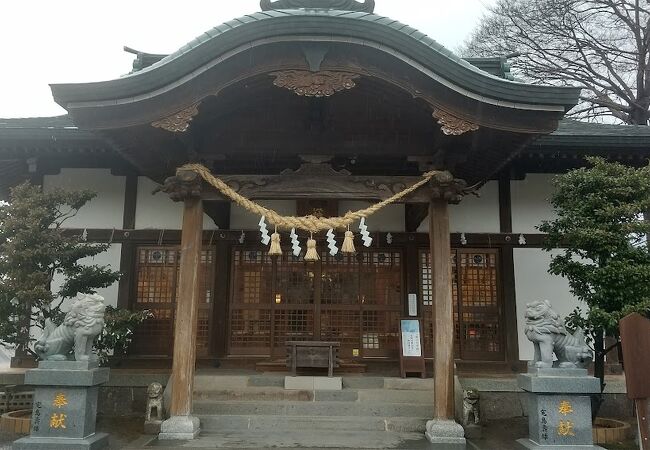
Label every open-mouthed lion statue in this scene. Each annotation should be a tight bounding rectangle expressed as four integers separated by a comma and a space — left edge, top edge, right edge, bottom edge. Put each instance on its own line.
34, 293, 106, 361
524, 300, 592, 369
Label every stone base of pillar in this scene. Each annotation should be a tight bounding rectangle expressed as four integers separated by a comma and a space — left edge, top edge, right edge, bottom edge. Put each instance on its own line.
13, 433, 109, 450
516, 439, 603, 450
425, 419, 466, 449
159, 415, 200, 440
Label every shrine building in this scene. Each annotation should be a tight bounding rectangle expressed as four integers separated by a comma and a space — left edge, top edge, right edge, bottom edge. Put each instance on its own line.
1, 0, 649, 440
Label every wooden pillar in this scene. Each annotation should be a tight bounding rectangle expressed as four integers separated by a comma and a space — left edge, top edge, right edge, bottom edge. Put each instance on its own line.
157, 169, 206, 439
428, 198, 455, 420
169, 196, 203, 417
424, 173, 467, 445
499, 175, 520, 368
117, 173, 138, 309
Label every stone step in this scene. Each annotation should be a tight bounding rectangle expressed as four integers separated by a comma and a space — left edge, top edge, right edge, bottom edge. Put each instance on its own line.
198, 414, 428, 433
194, 374, 252, 391
357, 388, 432, 403
194, 387, 432, 404
193, 400, 433, 417
193, 374, 435, 391
195, 387, 315, 402
168, 430, 429, 449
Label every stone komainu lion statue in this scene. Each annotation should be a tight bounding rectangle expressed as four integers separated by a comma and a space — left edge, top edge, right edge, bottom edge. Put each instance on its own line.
524, 300, 592, 368
145, 382, 164, 423
462, 388, 480, 426
34, 293, 106, 361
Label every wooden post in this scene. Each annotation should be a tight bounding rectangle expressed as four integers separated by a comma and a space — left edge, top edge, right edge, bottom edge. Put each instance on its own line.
157, 169, 205, 440
169, 197, 203, 417
428, 198, 455, 420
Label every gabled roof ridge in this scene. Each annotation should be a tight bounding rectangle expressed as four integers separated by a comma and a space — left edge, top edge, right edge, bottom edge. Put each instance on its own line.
119, 9, 516, 86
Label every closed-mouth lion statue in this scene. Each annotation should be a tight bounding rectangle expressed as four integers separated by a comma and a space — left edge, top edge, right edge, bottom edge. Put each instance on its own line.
524, 300, 592, 368
34, 293, 106, 361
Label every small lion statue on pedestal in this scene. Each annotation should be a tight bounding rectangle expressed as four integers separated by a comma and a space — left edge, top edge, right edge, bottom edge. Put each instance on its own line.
144, 382, 165, 434
462, 388, 480, 426
34, 293, 106, 361
524, 300, 592, 368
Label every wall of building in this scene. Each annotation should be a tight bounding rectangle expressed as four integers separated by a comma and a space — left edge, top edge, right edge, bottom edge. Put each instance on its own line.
513, 248, 581, 361
43, 168, 126, 229
417, 181, 500, 233
511, 174, 557, 233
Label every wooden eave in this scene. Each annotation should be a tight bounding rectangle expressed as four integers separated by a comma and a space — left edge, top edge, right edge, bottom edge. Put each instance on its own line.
49, 9, 579, 134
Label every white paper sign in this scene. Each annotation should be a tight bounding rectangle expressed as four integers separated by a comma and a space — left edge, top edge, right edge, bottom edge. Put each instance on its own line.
400, 319, 422, 357
408, 293, 418, 317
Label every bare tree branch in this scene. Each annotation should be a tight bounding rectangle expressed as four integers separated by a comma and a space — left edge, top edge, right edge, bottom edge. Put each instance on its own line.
461, 0, 650, 125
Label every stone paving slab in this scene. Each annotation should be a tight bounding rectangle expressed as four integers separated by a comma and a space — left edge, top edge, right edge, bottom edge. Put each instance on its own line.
138, 431, 432, 449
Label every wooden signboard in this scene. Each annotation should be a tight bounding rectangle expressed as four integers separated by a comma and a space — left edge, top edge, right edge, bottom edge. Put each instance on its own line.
619, 313, 650, 449
398, 318, 426, 378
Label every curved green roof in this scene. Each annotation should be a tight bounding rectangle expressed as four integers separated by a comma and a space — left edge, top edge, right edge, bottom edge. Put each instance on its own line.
51, 8, 579, 111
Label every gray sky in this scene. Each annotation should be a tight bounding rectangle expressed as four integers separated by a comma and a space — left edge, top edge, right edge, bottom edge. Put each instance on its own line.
0, 0, 494, 118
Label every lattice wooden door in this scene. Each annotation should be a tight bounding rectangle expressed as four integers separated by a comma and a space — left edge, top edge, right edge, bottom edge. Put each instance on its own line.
271, 252, 316, 355
419, 248, 504, 361
319, 250, 401, 358
229, 249, 273, 355
130, 246, 215, 357
229, 247, 402, 358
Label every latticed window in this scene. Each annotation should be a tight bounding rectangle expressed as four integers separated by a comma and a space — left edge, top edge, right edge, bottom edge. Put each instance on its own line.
130, 246, 215, 357
419, 249, 503, 361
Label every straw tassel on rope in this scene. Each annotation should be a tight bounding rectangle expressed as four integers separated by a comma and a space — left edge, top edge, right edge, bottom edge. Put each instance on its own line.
341, 227, 355, 254
268, 227, 282, 256
304, 234, 320, 261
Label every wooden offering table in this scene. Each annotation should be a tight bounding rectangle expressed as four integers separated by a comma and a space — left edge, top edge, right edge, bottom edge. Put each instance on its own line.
286, 341, 340, 377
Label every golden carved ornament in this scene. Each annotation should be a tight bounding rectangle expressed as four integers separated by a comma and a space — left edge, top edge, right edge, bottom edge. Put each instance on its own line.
151, 103, 200, 133
432, 109, 479, 136
271, 70, 359, 97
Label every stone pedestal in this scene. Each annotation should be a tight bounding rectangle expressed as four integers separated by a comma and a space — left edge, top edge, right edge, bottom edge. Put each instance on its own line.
13, 360, 109, 450
425, 419, 466, 449
159, 415, 200, 440
516, 368, 604, 450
